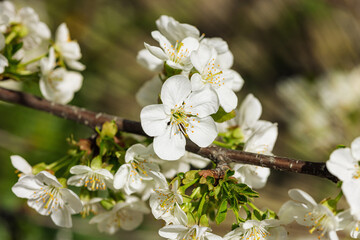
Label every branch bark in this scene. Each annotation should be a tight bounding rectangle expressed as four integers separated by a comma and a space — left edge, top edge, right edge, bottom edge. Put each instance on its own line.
0, 87, 338, 183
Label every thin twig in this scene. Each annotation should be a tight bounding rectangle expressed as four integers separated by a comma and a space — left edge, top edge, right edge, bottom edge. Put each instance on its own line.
0, 87, 338, 182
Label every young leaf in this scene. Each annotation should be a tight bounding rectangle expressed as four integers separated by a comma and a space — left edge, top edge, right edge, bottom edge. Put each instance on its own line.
215, 199, 228, 224
211, 107, 236, 123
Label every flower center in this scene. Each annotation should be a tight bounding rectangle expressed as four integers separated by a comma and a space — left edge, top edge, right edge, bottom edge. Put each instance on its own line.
353, 163, 360, 179
304, 207, 334, 239
32, 186, 62, 215
242, 226, 269, 240
130, 157, 150, 180
203, 58, 224, 87
154, 189, 175, 211
163, 40, 190, 64
83, 173, 106, 191
170, 105, 191, 136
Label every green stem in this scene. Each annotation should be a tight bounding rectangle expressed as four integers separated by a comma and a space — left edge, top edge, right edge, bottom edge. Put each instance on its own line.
5, 31, 17, 45
334, 190, 343, 203
213, 140, 232, 149
18, 54, 47, 67
248, 202, 260, 212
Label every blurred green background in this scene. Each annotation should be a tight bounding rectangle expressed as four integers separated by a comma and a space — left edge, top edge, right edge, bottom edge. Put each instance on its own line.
1, 0, 360, 239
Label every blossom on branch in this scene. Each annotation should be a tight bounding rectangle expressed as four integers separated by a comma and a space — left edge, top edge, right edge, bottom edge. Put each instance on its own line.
12, 171, 82, 228
39, 47, 83, 104
140, 75, 219, 160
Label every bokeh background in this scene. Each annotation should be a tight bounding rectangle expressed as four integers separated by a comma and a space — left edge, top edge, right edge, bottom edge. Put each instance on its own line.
1, 0, 360, 239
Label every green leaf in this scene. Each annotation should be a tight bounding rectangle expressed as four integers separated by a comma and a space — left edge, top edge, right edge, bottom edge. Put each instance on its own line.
211, 107, 236, 123
215, 199, 228, 224
187, 212, 196, 226
336, 144, 346, 149
197, 193, 207, 218
91, 155, 103, 170
253, 209, 262, 221
100, 199, 115, 210
199, 214, 209, 227
101, 121, 118, 138
163, 62, 182, 79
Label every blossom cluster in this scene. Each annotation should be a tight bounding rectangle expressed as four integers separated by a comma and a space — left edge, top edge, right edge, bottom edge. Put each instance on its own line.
7, 6, 360, 240
0, 1, 84, 104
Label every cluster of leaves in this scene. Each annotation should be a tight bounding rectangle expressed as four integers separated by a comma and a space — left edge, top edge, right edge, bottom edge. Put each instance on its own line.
174, 169, 270, 228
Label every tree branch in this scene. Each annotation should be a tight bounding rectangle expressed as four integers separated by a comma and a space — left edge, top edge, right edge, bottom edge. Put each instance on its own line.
0, 87, 338, 183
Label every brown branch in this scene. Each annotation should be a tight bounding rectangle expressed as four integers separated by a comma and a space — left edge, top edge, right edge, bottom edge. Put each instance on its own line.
0, 87, 338, 183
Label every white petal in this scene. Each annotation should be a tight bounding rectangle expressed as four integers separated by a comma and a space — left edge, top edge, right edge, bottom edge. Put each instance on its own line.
228, 70, 244, 92
342, 180, 360, 219
12, 176, 42, 198
66, 60, 85, 71
215, 86, 238, 113
328, 230, 339, 240
67, 175, 84, 187
69, 165, 92, 174
136, 49, 163, 72
55, 23, 69, 43
113, 164, 130, 189
327, 148, 355, 182
60, 188, 83, 213
51, 206, 72, 228
160, 75, 191, 110
136, 76, 162, 106
10, 155, 32, 175
144, 43, 168, 61
215, 51, 234, 69
125, 143, 148, 163
159, 225, 188, 239
185, 88, 219, 117
238, 94, 262, 129
153, 126, 186, 160
187, 116, 217, 147
288, 189, 317, 206
36, 171, 62, 188
351, 137, 360, 160
205, 232, 223, 240
278, 201, 304, 224
244, 123, 278, 154
120, 210, 144, 231
190, 43, 213, 73
140, 104, 169, 137
190, 73, 205, 91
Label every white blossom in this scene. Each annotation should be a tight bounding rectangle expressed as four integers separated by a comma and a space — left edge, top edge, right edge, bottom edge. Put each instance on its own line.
155, 15, 200, 45
279, 189, 340, 240
190, 43, 240, 112
80, 197, 103, 217
336, 209, 360, 239
224, 219, 287, 240
67, 165, 113, 191
145, 31, 199, 72
326, 137, 360, 218
39, 47, 83, 104
159, 208, 222, 240
12, 171, 82, 228
10, 155, 33, 178
149, 171, 183, 224
113, 143, 160, 195
140, 75, 219, 160
54, 23, 85, 71
89, 196, 150, 234
0, 1, 50, 49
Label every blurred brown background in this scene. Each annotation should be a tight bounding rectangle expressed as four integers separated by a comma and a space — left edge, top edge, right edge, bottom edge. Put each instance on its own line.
0, 0, 360, 239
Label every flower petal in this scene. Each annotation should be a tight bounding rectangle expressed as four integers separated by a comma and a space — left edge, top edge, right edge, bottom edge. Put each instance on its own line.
51, 206, 72, 228
215, 86, 238, 113
69, 165, 92, 174
113, 164, 130, 189
327, 148, 355, 182
136, 49, 163, 72
140, 104, 168, 137
10, 155, 32, 175
60, 188, 83, 213
153, 126, 186, 160
144, 43, 168, 61
159, 224, 188, 239
190, 43, 213, 73
185, 88, 219, 117
187, 116, 217, 147
160, 75, 191, 110
238, 94, 262, 128
351, 137, 360, 160
288, 188, 317, 206
12, 175, 42, 198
